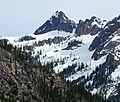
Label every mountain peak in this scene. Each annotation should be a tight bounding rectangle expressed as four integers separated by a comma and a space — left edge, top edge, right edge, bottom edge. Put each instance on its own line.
49, 10, 69, 23
34, 11, 77, 35
54, 10, 65, 17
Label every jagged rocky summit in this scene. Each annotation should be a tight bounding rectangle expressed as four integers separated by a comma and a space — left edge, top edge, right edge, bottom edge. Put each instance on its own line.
34, 11, 77, 34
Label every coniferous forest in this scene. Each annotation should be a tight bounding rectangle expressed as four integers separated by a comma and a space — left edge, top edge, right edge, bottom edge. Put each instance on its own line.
0, 39, 111, 102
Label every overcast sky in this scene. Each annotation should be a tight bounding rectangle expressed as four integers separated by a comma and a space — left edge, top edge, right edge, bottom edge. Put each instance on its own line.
0, 0, 120, 36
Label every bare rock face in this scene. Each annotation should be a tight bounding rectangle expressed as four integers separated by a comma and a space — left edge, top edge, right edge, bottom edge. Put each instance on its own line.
75, 16, 102, 36
0, 48, 12, 61
34, 11, 77, 35
0, 44, 67, 102
19, 35, 36, 42
89, 15, 120, 60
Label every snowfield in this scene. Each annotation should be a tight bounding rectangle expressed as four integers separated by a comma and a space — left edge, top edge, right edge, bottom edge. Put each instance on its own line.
1, 29, 119, 99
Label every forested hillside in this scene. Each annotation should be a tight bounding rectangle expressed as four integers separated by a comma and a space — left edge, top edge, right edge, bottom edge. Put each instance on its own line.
0, 39, 108, 102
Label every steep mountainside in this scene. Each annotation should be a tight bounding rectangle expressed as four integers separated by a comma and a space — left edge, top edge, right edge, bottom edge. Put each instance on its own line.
0, 39, 106, 102
1, 11, 120, 101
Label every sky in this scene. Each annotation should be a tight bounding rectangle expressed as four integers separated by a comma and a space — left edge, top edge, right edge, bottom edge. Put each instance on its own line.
0, 0, 120, 36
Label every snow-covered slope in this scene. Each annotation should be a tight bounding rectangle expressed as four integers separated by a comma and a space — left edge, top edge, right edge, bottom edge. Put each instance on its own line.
1, 11, 120, 101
